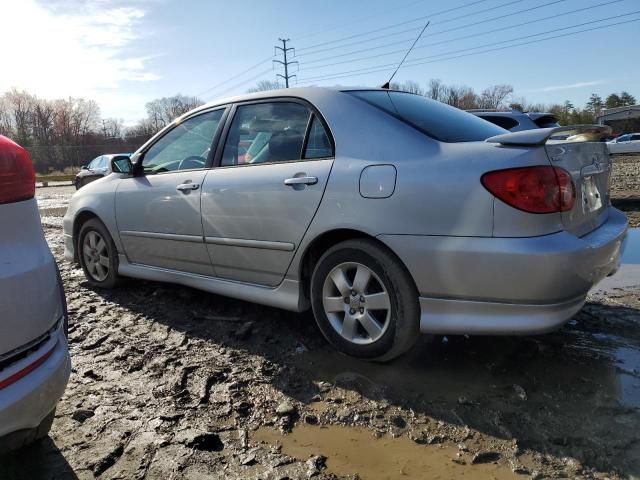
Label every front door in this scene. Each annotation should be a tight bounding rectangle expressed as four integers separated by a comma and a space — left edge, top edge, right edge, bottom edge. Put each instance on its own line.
201, 101, 334, 286
115, 108, 226, 275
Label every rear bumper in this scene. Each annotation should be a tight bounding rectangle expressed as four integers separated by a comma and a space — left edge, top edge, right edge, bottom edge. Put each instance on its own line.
417, 295, 586, 334
380, 207, 628, 335
0, 322, 70, 442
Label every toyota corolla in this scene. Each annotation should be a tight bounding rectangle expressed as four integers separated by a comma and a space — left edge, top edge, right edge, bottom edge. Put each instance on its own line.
63, 87, 627, 361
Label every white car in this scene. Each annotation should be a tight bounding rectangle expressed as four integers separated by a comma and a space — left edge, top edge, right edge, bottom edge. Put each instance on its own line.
0, 136, 71, 452
607, 133, 640, 154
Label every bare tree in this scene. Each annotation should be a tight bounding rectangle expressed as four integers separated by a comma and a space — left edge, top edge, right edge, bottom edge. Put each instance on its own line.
478, 84, 514, 110
145, 94, 204, 130
247, 80, 282, 93
4, 89, 35, 145
426, 79, 447, 102
401, 80, 424, 95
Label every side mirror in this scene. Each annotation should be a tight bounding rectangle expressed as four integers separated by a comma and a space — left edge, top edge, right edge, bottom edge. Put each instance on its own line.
81, 165, 88, 170
111, 155, 132, 174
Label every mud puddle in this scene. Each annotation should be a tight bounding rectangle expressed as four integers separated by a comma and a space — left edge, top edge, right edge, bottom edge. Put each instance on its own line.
254, 424, 519, 479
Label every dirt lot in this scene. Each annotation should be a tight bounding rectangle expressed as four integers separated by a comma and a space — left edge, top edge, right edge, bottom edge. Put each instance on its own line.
1, 167, 639, 479
610, 154, 640, 228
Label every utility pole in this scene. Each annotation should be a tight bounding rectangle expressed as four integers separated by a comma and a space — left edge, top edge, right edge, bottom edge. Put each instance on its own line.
273, 38, 297, 88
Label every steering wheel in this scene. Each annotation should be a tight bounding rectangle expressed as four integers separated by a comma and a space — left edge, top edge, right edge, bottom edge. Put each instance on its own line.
177, 155, 206, 170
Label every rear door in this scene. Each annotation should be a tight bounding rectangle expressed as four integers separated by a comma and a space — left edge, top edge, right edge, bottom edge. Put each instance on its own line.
545, 139, 611, 236
115, 108, 226, 275
200, 100, 334, 286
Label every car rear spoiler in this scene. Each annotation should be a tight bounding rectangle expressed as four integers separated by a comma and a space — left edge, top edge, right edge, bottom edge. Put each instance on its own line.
485, 124, 611, 146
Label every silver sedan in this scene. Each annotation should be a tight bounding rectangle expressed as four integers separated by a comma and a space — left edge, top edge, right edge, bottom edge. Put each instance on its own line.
63, 87, 627, 361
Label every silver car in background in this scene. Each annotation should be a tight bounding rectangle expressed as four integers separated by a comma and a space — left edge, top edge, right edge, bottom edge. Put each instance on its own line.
63, 87, 627, 361
0, 136, 70, 451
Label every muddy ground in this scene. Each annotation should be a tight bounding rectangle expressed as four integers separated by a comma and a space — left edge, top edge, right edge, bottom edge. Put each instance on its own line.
610, 155, 640, 228
1, 166, 640, 479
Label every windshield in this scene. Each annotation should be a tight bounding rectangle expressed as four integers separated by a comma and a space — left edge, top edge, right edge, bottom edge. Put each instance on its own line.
348, 90, 506, 142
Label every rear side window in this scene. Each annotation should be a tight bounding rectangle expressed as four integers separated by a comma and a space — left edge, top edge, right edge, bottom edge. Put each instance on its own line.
304, 115, 333, 159
348, 90, 506, 142
478, 115, 519, 130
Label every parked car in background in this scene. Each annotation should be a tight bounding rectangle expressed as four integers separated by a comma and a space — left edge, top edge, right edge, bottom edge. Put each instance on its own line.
469, 109, 560, 131
0, 135, 70, 452
607, 133, 640, 154
75, 153, 131, 189
64, 87, 626, 361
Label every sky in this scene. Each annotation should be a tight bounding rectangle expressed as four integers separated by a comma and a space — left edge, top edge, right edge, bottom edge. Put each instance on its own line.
1, 0, 638, 124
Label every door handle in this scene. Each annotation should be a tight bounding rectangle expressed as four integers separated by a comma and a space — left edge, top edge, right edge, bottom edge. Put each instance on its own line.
176, 182, 200, 191
284, 176, 318, 186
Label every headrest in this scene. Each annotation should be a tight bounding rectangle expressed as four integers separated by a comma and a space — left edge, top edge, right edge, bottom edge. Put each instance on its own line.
268, 131, 303, 161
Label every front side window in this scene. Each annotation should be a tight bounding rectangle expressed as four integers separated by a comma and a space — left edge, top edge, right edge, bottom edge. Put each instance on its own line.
88, 156, 102, 169
142, 109, 224, 174
631, 134, 640, 141
348, 90, 506, 142
221, 102, 311, 167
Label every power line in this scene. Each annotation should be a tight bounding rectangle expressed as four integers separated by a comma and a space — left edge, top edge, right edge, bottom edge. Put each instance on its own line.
299, 0, 625, 72
298, 11, 639, 81
297, 15, 640, 84
193, 0, 570, 99
207, 68, 275, 99
295, 0, 497, 53
195, 55, 274, 98
274, 38, 298, 88
291, 0, 438, 42
296, 0, 574, 63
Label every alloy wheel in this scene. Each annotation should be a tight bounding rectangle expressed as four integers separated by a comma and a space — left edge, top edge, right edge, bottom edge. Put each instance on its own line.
322, 262, 391, 345
82, 230, 109, 282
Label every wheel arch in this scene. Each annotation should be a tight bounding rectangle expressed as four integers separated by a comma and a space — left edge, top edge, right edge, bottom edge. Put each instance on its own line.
72, 210, 101, 262
298, 228, 418, 302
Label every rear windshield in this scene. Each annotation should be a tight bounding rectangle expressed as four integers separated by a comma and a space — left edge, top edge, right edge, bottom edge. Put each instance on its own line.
478, 115, 519, 130
348, 90, 506, 142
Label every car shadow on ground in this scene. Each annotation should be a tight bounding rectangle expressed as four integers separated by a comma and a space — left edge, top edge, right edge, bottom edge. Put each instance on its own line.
79, 277, 640, 477
0, 437, 78, 479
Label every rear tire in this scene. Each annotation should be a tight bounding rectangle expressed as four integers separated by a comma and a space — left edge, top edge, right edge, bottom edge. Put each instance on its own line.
78, 218, 121, 288
310, 238, 420, 362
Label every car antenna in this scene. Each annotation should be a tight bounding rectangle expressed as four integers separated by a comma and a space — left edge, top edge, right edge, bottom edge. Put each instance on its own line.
382, 21, 430, 90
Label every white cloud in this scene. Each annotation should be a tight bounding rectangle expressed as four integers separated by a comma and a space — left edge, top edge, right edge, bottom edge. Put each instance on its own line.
0, 1, 158, 112
528, 80, 606, 93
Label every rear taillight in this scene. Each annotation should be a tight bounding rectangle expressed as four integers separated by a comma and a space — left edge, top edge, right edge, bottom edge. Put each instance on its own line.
481, 166, 575, 214
0, 136, 36, 205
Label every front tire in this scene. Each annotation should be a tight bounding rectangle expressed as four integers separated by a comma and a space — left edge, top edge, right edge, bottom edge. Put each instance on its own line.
310, 239, 420, 362
78, 218, 121, 288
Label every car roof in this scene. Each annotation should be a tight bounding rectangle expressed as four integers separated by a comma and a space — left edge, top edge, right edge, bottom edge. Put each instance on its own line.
189, 86, 394, 116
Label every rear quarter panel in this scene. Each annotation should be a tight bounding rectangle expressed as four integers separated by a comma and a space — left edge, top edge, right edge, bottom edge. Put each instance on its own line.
286, 91, 568, 282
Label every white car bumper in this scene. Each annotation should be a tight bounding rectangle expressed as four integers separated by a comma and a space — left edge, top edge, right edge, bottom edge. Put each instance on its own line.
0, 321, 70, 443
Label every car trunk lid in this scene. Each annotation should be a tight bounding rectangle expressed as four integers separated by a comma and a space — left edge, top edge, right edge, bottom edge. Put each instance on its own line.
486, 125, 612, 237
